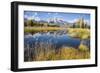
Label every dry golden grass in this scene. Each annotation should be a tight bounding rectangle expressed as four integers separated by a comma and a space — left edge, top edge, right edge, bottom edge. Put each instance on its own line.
32, 45, 90, 61
58, 47, 90, 60
79, 44, 89, 51
67, 28, 90, 39
25, 27, 90, 39
24, 27, 67, 33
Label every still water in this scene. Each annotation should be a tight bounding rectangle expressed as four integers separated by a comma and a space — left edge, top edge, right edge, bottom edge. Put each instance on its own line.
24, 31, 90, 49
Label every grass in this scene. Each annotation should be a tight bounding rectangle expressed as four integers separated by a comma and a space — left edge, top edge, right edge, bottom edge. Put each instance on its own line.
24, 26, 90, 40
33, 47, 90, 61
24, 43, 90, 61
58, 47, 90, 60
25, 27, 90, 39
24, 27, 67, 33
79, 44, 89, 51
67, 28, 90, 39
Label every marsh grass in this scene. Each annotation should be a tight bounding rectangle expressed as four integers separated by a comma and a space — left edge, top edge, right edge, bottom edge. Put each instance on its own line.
67, 28, 90, 39
58, 47, 90, 60
24, 43, 90, 62
24, 27, 67, 33
79, 44, 89, 51
25, 27, 90, 40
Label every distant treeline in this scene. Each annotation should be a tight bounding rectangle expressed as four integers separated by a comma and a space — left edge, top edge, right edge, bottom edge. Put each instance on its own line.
24, 19, 90, 29
24, 20, 59, 27
72, 23, 90, 29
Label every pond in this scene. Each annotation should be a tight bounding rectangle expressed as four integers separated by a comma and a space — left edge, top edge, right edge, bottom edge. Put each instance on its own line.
24, 31, 90, 49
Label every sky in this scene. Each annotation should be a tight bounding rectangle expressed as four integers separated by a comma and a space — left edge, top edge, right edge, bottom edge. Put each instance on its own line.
24, 11, 90, 24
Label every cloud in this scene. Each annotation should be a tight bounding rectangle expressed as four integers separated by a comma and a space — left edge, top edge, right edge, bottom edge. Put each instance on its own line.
84, 19, 90, 25
34, 16, 40, 21
55, 13, 58, 15
24, 12, 38, 20
25, 15, 35, 20
67, 19, 90, 25
67, 19, 78, 23
48, 13, 51, 15
34, 12, 37, 16
24, 14, 40, 21
24, 15, 28, 19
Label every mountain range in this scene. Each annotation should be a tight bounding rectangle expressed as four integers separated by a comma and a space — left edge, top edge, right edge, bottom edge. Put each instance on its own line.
24, 17, 89, 27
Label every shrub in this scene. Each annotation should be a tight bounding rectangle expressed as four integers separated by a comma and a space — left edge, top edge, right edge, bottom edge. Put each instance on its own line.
67, 28, 90, 39
78, 44, 89, 51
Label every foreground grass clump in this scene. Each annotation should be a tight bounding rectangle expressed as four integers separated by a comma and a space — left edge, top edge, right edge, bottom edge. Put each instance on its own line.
58, 47, 90, 60
30, 46, 90, 61
24, 30, 90, 61
67, 28, 90, 39
79, 44, 89, 51
34, 49, 58, 61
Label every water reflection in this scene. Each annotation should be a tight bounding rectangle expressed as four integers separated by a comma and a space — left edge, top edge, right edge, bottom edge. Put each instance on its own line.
24, 31, 90, 49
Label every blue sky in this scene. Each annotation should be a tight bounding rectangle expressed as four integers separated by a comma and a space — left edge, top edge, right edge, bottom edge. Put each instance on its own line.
24, 11, 90, 24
